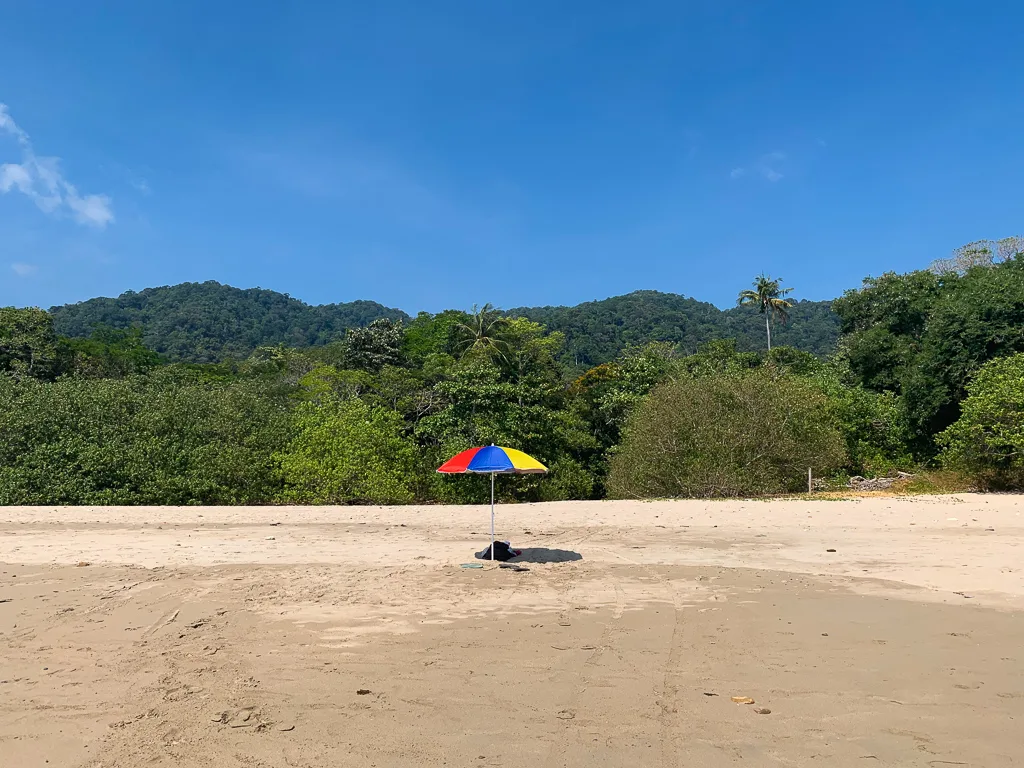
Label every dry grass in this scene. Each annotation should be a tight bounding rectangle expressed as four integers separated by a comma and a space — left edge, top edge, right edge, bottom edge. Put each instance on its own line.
889, 470, 976, 495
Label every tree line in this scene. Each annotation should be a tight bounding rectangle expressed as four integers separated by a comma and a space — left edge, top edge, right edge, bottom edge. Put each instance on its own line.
48, 280, 841, 365
2, 238, 1022, 505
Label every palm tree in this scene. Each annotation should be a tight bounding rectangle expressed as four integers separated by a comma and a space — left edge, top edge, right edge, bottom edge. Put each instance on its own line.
452, 303, 510, 359
737, 274, 794, 351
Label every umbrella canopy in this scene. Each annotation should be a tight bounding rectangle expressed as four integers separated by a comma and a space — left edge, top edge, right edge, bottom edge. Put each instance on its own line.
437, 445, 547, 561
437, 445, 547, 475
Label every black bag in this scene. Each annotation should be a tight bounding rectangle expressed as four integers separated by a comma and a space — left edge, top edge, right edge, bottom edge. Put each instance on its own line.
475, 541, 518, 561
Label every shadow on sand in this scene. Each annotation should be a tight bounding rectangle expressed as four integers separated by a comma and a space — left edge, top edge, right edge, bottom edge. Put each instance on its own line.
510, 548, 583, 564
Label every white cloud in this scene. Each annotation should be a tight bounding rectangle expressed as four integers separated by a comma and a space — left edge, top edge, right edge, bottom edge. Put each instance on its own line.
10, 262, 37, 277
758, 151, 785, 182
730, 151, 786, 182
0, 103, 114, 228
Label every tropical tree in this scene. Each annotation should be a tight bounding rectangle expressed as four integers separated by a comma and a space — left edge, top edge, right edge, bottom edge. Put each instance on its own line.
938, 353, 1024, 489
339, 318, 405, 372
737, 275, 794, 351
0, 307, 64, 380
452, 303, 509, 360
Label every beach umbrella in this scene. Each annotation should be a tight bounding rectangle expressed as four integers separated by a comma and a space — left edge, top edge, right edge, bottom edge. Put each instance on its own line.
437, 445, 547, 560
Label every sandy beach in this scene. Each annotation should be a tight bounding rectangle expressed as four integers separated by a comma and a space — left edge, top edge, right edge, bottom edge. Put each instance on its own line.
2, 495, 1023, 767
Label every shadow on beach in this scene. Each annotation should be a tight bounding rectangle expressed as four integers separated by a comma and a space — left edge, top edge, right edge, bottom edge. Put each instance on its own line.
510, 548, 583, 564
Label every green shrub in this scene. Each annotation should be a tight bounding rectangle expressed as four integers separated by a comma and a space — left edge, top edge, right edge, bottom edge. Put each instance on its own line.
540, 458, 596, 501
937, 353, 1024, 489
278, 396, 418, 504
607, 373, 846, 498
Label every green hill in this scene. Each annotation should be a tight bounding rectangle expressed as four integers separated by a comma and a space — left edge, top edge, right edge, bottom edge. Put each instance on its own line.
511, 291, 839, 365
48, 283, 840, 365
50, 281, 409, 363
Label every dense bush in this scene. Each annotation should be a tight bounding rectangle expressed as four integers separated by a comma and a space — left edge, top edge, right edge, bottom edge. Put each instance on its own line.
0, 368, 291, 504
278, 396, 419, 504
938, 354, 1024, 489
607, 372, 846, 498
810, 361, 914, 476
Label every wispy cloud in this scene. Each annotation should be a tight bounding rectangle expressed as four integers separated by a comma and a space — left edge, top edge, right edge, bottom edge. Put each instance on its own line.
10, 262, 37, 277
758, 151, 785, 181
729, 151, 786, 182
129, 176, 151, 195
0, 104, 114, 228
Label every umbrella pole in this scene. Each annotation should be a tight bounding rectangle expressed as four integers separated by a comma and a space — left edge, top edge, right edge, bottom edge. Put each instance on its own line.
490, 472, 495, 561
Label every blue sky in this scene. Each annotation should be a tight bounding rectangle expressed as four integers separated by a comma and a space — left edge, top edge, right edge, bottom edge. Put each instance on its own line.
2, 1, 1022, 313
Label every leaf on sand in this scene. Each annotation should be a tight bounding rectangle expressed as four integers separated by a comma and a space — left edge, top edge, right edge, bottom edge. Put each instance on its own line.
731, 696, 755, 704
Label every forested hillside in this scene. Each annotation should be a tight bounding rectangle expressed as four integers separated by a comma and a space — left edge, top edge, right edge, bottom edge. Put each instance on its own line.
512, 291, 839, 364
50, 281, 410, 363
50, 283, 839, 365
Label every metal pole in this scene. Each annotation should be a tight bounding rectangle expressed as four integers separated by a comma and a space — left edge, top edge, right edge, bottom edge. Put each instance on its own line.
808, 467, 812, 494
490, 473, 495, 561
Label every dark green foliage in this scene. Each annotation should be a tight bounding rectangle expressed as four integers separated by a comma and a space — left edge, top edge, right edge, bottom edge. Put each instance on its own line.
834, 255, 1024, 453
833, 270, 941, 392
50, 281, 408, 363
511, 291, 839, 366
573, 343, 679, 451
0, 367, 292, 504
809, 361, 914, 476
607, 373, 846, 498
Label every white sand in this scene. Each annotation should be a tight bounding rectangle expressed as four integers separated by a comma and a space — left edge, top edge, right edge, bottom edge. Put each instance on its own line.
2, 495, 1023, 767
